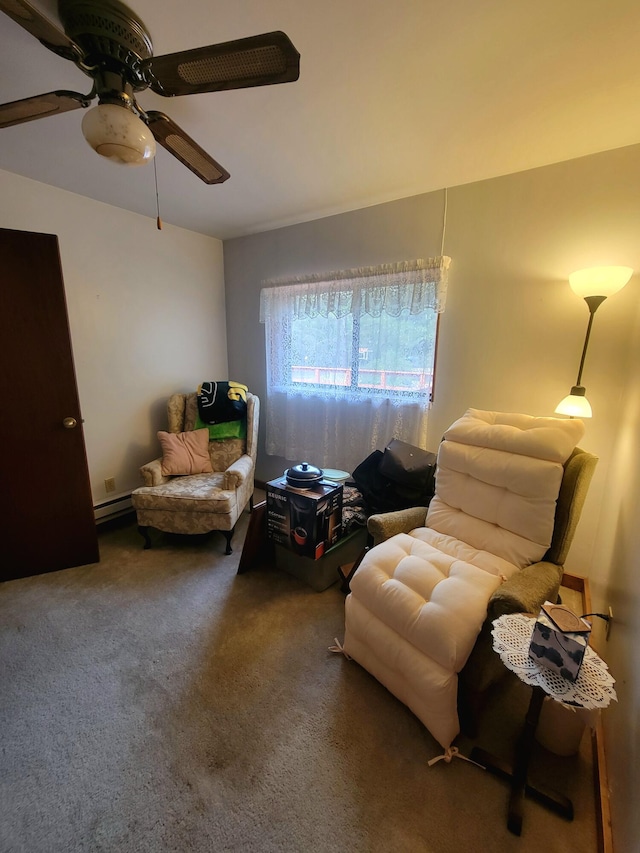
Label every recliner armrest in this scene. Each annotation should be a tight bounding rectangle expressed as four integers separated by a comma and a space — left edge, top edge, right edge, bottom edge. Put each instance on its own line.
367, 506, 430, 545
223, 454, 254, 490
459, 560, 564, 711
140, 458, 171, 487
487, 560, 564, 620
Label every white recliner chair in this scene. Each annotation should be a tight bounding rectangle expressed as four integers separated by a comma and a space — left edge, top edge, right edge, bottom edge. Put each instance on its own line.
342, 409, 590, 753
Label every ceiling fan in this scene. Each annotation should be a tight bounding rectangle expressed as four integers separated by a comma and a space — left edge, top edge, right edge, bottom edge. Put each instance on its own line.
0, 0, 301, 183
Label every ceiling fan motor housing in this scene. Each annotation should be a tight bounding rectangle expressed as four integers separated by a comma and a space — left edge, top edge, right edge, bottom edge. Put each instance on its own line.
58, 0, 153, 90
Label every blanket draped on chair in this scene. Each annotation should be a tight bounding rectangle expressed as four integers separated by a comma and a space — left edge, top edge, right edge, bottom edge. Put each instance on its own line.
197, 381, 248, 424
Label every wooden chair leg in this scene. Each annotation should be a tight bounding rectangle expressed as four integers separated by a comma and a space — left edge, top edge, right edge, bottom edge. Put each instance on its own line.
138, 525, 152, 550
222, 529, 234, 555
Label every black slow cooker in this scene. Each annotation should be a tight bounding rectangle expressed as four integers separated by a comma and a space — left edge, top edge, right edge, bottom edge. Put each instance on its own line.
285, 462, 324, 488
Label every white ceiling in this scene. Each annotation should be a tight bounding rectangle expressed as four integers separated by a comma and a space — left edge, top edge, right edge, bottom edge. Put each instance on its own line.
1, 0, 640, 240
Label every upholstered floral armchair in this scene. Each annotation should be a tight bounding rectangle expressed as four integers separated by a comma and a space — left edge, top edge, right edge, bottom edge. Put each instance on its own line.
132, 392, 259, 554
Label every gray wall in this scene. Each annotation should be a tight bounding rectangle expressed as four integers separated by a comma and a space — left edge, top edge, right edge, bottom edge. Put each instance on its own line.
224, 142, 640, 850
224, 190, 446, 481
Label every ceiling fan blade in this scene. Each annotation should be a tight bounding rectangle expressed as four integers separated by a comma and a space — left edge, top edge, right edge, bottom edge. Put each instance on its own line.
0, 90, 90, 129
0, 0, 82, 60
145, 112, 230, 184
145, 31, 300, 97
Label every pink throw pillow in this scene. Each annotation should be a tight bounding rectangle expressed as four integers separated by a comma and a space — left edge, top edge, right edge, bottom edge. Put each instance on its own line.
158, 428, 213, 475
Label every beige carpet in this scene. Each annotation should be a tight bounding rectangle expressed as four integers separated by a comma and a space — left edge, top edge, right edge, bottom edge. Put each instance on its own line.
0, 507, 599, 852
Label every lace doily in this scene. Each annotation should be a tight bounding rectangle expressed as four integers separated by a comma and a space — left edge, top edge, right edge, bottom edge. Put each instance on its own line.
491, 613, 617, 709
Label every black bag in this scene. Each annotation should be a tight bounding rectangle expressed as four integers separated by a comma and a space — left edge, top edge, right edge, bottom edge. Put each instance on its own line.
352, 440, 436, 514
379, 439, 437, 498
351, 450, 393, 513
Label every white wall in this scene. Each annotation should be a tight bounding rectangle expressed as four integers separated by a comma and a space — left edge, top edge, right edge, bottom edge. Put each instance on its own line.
224, 143, 640, 848
0, 168, 227, 505
596, 296, 640, 852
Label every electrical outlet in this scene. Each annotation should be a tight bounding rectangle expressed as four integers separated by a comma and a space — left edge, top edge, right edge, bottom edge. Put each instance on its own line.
104, 477, 116, 493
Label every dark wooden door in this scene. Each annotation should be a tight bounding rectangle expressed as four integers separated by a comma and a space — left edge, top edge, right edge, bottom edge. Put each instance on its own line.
0, 228, 99, 580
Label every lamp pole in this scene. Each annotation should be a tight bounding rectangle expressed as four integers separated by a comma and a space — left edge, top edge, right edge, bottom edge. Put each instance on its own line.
574, 295, 606, 387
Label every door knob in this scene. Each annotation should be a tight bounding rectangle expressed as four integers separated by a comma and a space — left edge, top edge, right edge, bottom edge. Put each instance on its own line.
62, 417, 77, 429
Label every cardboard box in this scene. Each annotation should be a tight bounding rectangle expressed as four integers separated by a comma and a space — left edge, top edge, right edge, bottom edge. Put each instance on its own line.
528, 602, 592, 682
266, 477, 343, 560
275, 527, 368, 591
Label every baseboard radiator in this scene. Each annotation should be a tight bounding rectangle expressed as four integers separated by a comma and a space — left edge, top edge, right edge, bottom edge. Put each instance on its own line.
94, 493, 133, 524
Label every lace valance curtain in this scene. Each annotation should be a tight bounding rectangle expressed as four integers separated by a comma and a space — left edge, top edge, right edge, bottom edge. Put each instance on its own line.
260, 257, 450, 321
260, 257, 451, 472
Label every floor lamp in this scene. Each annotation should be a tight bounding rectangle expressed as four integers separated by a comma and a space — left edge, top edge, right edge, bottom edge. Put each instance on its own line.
555, 266, 633, 418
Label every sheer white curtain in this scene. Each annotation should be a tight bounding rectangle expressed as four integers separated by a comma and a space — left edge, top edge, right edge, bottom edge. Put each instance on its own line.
259, 257, 450, 472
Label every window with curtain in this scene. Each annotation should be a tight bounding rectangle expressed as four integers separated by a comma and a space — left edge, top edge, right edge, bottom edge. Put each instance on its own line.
259, 257, 451, 472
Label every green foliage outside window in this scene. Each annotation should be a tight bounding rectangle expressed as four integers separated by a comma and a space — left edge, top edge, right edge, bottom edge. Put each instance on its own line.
290, 309, 437, 394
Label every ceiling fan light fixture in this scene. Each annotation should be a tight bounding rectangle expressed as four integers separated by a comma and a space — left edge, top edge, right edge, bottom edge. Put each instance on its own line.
81, 102, 155, 165
0, 2, 301, 183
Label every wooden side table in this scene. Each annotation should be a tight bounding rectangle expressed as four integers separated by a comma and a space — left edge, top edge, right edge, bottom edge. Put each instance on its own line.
470, 612, 617, 836
237, 500, 273, 574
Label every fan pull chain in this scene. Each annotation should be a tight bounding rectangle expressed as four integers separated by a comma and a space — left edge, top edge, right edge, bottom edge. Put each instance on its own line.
154, 157, 162, 230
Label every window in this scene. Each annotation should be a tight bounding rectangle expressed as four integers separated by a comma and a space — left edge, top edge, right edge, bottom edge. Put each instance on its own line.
289, 306, 438, 400
260, 257, 450, 471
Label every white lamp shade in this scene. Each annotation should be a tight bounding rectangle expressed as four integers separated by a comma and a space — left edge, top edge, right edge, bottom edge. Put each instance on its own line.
555, 391, 593, 418
82, 104, 156, 165
569, 266, 633, 299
